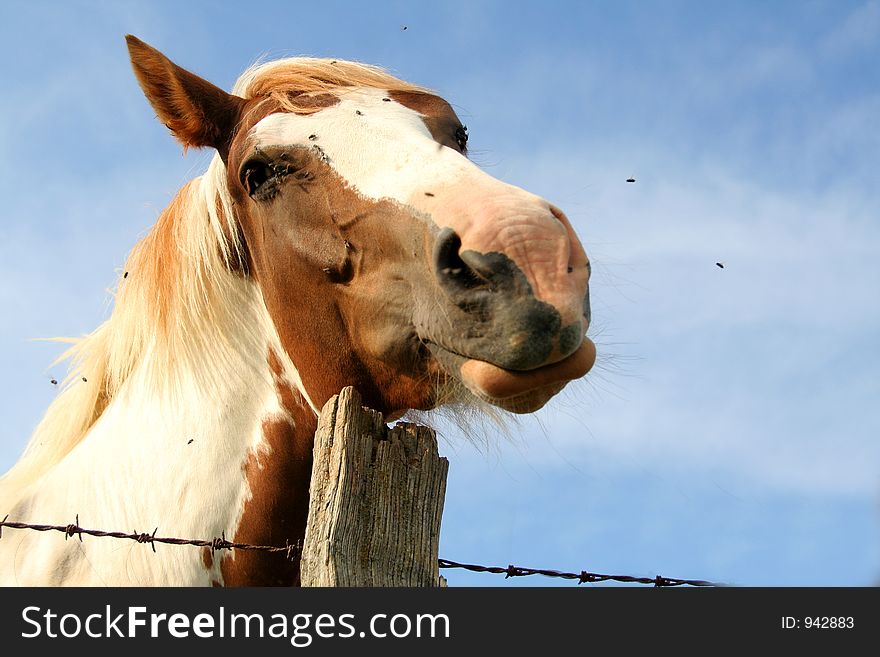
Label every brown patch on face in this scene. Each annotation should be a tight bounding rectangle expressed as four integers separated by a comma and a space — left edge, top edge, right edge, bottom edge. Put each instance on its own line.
388, 90, 467, 152
219, 349, 318, 586
280, 91, 340, 113
224, 111, 450, 415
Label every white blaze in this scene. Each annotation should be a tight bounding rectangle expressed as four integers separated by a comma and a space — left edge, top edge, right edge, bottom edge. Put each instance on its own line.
250, 88, 475, 203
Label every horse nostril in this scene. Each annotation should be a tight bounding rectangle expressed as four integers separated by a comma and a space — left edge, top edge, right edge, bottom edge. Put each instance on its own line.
433, 228, 460, 273
433, 228, 488, 291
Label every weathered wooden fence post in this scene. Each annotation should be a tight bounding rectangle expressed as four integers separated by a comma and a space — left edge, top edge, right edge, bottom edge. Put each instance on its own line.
300, 386, 449, 586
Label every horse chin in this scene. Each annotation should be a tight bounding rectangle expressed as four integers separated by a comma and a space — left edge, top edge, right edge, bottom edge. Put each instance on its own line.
425, 338, 596, 414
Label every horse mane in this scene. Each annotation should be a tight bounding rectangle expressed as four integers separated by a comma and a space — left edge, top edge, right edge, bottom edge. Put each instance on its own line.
0, 57, 430, 498
232, 57, 431, 112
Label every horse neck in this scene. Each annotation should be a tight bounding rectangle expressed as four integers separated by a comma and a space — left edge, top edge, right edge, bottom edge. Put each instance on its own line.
107, 278, 323, 585
4, 270, 319, 585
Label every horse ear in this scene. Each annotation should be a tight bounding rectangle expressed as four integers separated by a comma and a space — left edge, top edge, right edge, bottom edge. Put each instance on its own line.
125, 35, 246, 155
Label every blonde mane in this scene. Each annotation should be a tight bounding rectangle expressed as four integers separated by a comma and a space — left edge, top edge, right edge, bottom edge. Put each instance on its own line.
0, 57, 428, 497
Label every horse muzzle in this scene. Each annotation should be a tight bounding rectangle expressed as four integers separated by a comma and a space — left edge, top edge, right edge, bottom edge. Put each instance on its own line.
419, 211, 596, 413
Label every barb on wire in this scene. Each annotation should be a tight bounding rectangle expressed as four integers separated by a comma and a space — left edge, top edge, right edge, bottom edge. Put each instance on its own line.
437, 558, 723, 587
0, 517, 721, 586
0, 517, 302, 560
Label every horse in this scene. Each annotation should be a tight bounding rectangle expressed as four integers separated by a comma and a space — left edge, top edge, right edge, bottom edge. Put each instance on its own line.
0, 36, 596, 586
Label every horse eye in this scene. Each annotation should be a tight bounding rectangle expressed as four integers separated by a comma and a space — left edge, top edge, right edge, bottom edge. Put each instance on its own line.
240, 160, 272, 196
455, 125, 468, 151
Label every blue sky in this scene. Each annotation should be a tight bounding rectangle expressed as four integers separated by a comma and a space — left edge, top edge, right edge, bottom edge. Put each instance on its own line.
1, 1, 878, 586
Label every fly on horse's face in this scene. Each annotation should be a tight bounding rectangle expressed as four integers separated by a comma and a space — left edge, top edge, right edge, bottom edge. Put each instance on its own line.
128, 36, 596, 418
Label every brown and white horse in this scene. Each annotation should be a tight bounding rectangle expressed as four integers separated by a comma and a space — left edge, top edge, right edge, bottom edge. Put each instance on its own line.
0, 36, 595, 585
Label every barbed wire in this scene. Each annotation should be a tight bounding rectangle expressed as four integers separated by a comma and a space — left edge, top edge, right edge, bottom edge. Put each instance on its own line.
438, 558, 722, 587
0, 516, 722, 586
0, 515, 301, 559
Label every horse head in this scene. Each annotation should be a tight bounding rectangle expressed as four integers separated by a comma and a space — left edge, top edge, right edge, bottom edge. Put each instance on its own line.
127, 36, 596, 419
0, 37, 601, 587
